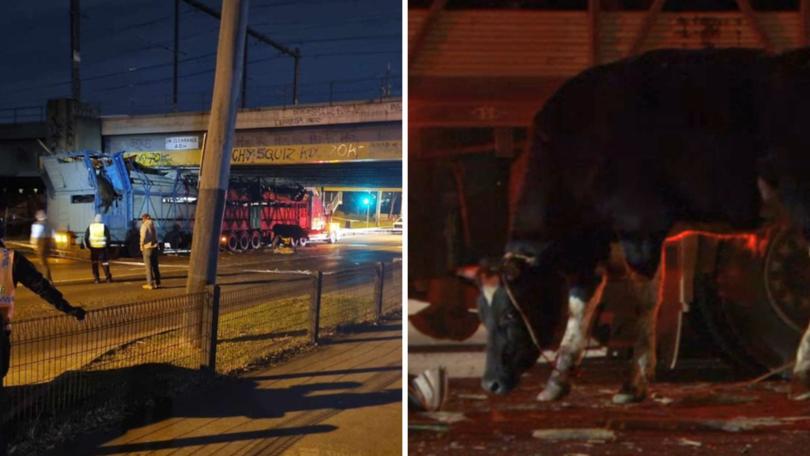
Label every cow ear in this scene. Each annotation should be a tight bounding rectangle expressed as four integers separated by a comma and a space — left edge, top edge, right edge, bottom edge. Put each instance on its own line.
457, 265, 480, 282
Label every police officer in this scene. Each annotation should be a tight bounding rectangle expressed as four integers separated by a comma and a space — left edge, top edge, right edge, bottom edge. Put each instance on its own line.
0, 225, 86, 455
84, 214, 112, 283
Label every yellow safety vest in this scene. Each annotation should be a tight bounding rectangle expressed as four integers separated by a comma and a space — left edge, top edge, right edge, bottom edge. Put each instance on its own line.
89, 223, 107, 248
0, 249, 15, 322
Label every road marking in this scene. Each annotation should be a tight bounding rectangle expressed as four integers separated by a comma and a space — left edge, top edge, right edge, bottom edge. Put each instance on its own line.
113, 261, 188, 269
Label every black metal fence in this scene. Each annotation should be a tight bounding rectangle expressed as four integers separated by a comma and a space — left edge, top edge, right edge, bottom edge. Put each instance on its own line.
2, 260, 401, 440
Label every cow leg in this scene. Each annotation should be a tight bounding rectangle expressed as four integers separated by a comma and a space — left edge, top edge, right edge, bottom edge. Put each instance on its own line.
537, 272, 607, 401
612, 233, 665, 404
792, 324, 810, 400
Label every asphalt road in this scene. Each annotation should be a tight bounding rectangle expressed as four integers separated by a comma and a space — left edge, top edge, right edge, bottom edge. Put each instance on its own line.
13, 234, 402, 321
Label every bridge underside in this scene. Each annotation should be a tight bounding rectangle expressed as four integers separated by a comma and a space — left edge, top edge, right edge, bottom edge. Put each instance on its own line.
230, 161, 401, 189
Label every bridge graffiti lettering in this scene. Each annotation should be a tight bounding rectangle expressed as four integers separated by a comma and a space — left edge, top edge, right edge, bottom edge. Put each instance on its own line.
232, 147, 296, 163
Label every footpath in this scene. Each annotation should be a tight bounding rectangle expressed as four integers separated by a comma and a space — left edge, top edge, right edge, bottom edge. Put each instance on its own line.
54, 320, 403, 456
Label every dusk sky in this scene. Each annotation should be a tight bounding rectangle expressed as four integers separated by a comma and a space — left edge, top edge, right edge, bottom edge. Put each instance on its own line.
0, 0, 402, 117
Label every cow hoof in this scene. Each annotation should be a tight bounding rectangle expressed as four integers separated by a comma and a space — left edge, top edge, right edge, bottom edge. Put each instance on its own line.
537, 381, 570, 402
612, 383, 647, 404
789, 376, 810, 401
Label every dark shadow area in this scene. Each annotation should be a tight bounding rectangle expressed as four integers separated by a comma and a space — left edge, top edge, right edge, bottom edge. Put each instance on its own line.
326, 335, 402, 345
8, 363, 211, 456
50, 374, 400, 455
329, 321, 402, 334
253, 365, 401, 381
217, 329, 308, 344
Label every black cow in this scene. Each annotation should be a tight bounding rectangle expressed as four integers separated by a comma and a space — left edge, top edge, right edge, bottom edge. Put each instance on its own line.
468, 47, 810, 403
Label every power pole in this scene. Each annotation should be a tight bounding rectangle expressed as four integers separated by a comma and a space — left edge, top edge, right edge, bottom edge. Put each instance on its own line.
293, 49, 300, 105
241, 39, 248, 108
70, 0, 81, 100
186, 0, 250, 293
173, 0, 180, 111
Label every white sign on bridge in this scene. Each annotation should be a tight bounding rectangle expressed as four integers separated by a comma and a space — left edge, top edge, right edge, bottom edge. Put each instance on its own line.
165, 136, 199, 150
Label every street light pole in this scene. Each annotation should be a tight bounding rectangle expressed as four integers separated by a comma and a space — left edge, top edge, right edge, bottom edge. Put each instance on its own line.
186, 0, 250, 293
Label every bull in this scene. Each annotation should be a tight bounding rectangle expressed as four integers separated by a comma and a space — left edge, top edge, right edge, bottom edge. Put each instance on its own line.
467, 47, 810, 403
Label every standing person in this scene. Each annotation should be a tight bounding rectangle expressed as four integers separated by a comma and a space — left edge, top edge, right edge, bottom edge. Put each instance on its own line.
29, 210, 54, 282
84, 214, 112, 284
0, 225, 86, 456
139, 213, 161, 290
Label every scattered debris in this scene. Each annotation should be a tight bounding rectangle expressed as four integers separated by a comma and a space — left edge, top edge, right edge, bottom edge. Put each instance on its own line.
703, 417, 783, 432
610, 416, 796, 433
409, 423, 450, 433
532, 428, 616, 442
422, 411, 468, 424
409, 367, 449, 412
652, 395, 674, 405
457, 393, 488, 400
677, 437, 703, 447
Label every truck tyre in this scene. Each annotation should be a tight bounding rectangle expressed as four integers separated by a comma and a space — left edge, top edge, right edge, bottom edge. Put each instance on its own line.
688, 228, 809, 374
239, 232, 250, 251
329, 231, 337, 244
298, 237, 308, 248
250, 231, 262, 249
227, 233, 239, 252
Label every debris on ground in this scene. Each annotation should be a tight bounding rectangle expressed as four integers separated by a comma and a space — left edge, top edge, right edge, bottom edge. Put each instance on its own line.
457, 393, 488, 400
409, 423, 450, 432
677, 437, 703, 447
409, 359, 810, 454
409, 367, 449, 411
422, 411, 468, 424
532, 428, 616, 442
652, 395, 674, 405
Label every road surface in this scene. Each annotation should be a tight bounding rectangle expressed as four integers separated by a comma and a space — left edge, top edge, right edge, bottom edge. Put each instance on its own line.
409, 357, 810, 455
13, 234, 402, 320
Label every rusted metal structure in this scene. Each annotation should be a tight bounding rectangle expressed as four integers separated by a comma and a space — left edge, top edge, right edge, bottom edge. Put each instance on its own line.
409, 0, 810, 372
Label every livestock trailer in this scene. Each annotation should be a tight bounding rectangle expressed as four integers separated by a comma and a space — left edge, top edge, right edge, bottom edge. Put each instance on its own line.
40, 151, 340, 255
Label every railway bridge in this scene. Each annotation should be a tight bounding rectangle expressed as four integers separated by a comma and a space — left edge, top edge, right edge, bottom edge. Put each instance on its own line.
0, 98, 402, 231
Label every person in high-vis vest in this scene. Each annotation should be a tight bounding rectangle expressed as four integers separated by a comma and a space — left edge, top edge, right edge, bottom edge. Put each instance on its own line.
0, 225, 86, 456
30, 210, 54, 282
84, 214, 112, 283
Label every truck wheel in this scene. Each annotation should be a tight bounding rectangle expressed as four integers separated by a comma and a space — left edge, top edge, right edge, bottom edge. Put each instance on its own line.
298, 237, 308, 248
689, 228, 810, 374
227, 234, 239, 252
250, 231, 262, 249
239, 232, 250, 251
329, 231, 337, 244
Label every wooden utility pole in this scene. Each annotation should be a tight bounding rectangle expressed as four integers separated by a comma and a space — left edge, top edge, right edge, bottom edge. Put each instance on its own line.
186, 0, 250, 293
70, 0, 81, 100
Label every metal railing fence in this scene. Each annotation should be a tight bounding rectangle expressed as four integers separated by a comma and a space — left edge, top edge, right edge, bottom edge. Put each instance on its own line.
1, 260, 401, 441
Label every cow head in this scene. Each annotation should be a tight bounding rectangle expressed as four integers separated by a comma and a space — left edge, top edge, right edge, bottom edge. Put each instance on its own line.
461, 253, 567, 395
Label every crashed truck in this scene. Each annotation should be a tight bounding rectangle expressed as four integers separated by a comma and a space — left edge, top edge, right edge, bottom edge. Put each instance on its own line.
40, 151, 342, 256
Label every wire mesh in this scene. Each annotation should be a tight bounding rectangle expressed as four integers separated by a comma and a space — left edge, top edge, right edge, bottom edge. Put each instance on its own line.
215, 278, 313, 374
3, 292, 208, 434
319, 264, 379, 334
382, 260, 403, 315
1, 261, 403, 443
